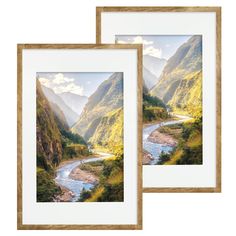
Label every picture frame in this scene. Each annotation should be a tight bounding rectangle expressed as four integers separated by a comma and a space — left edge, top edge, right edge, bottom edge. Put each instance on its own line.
97, 7, 221, 193
17, 44, 143, 229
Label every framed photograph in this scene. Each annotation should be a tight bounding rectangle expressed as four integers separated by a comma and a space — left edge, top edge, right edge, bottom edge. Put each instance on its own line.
17, 44, 142, 229
97, 7, 221, 192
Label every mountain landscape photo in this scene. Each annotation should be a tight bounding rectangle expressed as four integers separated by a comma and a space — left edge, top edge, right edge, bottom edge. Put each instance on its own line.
116, 35, 202, 165
36, 72, 124, 202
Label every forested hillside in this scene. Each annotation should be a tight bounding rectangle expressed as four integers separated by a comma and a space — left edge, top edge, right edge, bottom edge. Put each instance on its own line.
72, 72, 123, 150
151, 35, 202, 117
36, 80, 88, 202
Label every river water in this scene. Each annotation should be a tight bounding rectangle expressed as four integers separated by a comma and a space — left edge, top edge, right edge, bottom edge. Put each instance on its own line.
55, 152, 112, 202
143, 115, 191, 165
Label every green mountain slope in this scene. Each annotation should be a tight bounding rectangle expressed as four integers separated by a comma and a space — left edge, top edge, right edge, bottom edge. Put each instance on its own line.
168, 71, 202, 117
71, 72, 123, 143
36, 79, 63, 170
88, 108, 123, 148
150, 35, 202, 112
143, 89, 168, 123
37, 80, 89, 202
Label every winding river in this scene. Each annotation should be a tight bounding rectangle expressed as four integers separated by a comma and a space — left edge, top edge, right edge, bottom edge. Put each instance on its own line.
55, 152, 112, 202
143, 115, 192, 165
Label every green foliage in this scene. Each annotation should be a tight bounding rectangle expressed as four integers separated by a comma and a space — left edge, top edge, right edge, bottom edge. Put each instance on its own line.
168, 71, 202, 118
88, 108, 123, 150
177, 145, 202, 164
79, 161, 103, 176
37, 168, 61, 202
60, 128, 86, 145
175, 117, 202, 165
78, 148, 124, 202
143, 93, 169, 122
157, 152, 171, 165
96, 182, 123, 202
36, 80, 63, 171
37, 154, 50, 171
79, 189, 92, 201
158, 124, 182, 139
63, 144, 90, 160
72, 72, 123, 139
151, 35, 202, 105
182, 117, 202, 140
143, 93, 166, 108
36, 79, 90, 202
143, 106, 169, 122
160, 118, 202, 165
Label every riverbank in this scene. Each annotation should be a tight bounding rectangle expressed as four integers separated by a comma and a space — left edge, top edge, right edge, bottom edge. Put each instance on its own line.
58, 154, 100, 168
69, 166, 99, 184
143, 150, 154, 165
143, 116, 179, 128
54, 151, 113, 202
54, 185, 74, 202
148, 128, 178, 146
143, 115, 192, 165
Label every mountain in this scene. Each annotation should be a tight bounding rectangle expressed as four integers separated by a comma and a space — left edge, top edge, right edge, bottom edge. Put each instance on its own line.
36, 80, 87, 202
71, 72, 123, 144
143, 66, 159, 90
143, 55, 166, 89
36, 80, 63, 170
88, 108, 123, 147
49, 102, 69, 131
41, 85, 79, 127
168, 71, 202, 117
59, 92, 88, 116
150, 35, 202, 115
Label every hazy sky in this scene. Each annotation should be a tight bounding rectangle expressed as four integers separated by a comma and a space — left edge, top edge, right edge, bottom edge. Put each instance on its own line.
115, 35, 192, 60
37, 72, 113, 97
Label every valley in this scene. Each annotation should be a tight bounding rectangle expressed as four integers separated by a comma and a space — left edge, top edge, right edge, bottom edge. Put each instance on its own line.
128, 35, 203, 165
36, 72, 124, 202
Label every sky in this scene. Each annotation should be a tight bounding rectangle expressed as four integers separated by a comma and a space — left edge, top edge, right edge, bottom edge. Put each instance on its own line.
37, 72, 113, 97
115, 35, 192, 60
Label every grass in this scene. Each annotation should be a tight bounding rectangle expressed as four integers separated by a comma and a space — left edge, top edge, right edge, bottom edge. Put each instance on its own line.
186, 132, 202, 148
158, 124, 182, 139
164, 149, 183, 165
37, 168, 61, 202
79, 162, 103, 176
107, 171, 123, 185
162, 118, 202, 165
85, 187, 105, 202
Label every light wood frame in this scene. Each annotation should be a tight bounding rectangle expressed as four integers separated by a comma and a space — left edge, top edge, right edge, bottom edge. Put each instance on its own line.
96, 6, 221, 193
17, 44, 143, 230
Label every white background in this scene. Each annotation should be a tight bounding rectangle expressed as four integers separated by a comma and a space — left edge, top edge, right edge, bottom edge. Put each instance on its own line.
100, 12, 216, 188
0, 0, 234, 235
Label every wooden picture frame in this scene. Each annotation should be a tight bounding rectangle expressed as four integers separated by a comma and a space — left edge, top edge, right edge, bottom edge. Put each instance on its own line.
17, 44, 143, 230
96, 7, 221, 193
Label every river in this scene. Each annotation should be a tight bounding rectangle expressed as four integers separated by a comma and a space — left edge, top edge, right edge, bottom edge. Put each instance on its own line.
55, 152, 112, 202
143, 115, 192, 165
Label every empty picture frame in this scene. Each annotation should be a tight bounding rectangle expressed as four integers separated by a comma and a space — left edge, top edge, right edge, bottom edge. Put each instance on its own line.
97, 7, 221, 192
17, 44, 142, 229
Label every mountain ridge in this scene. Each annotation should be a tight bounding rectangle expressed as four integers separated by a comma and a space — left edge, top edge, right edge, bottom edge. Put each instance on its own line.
143, 55, 166, 90
71, 72, 123, 138
59, 92, 88, 117
41, 85, 79, 127
150, 35, 202, 116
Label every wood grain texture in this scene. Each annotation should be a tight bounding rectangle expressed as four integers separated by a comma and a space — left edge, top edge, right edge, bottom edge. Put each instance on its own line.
17, 44, 143, 230
96, 6, 222, 193
17, 44, 23, 229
